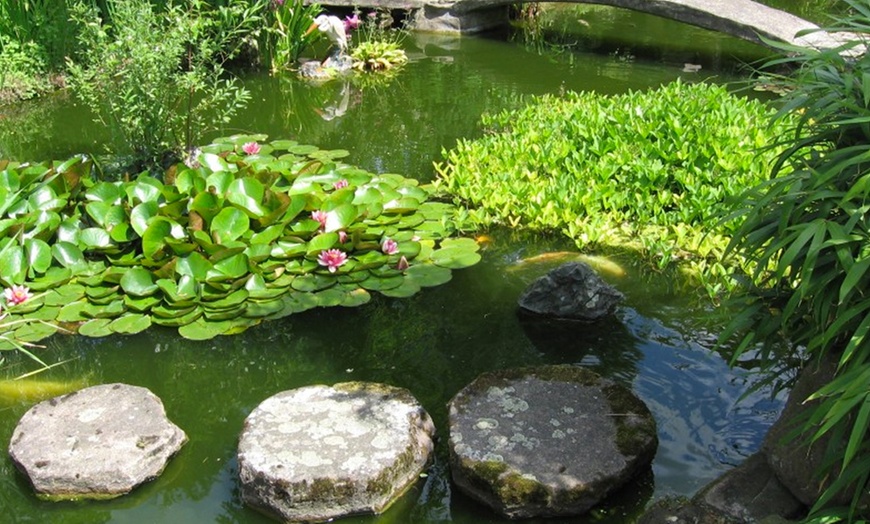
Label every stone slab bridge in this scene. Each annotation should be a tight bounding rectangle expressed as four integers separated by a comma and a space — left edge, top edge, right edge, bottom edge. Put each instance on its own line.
322, 0, 845, 50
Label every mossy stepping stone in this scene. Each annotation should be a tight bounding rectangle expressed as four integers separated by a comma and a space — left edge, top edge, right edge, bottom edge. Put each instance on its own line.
447, 365, 657, 518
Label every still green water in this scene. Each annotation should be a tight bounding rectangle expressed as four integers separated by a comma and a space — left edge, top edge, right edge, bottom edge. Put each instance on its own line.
1, 11, 785, 524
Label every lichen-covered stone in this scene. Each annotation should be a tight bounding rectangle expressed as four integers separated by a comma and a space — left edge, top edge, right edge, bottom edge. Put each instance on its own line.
448, 365, 657, 518
237, 382, 435, 523
8, 383, 187, 500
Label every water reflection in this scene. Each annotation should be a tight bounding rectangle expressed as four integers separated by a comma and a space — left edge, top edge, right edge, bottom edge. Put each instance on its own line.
0, 21, 784, 523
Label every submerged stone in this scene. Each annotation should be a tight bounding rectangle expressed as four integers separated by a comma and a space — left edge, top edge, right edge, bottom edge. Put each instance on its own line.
448, 365, 657, 518
8, 383, 187, 500
237, 382, 435, 523
517, 262, 623, 321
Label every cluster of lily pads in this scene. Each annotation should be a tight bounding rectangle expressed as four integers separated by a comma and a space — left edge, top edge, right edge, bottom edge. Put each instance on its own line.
0, 135, 480, 346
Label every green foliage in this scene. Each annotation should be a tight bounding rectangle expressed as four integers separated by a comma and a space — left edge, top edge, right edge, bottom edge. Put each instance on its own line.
0, 0, 77, 68
723, 1, 870, 518
351, 41, 408, 72
348, 8, 408, 73
65, 0, 250, 174
0, 36, 50, 103
0, 136, 480, 343
263, 0, 321, 71
435, 80, 791, 295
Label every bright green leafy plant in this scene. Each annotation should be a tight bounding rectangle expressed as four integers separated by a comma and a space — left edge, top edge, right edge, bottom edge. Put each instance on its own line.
435, 80, 793, 295
0, 136, 480, 344
723, 1, 870, 519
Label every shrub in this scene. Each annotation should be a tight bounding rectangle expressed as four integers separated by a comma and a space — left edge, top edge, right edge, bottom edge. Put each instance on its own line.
65, 0, 250, 174
0, 36, 51, 103
723, 1, 870, 519
434, 80, 792, 295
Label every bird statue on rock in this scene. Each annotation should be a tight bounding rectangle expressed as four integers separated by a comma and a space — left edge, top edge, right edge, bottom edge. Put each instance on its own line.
306, 14, 348, 57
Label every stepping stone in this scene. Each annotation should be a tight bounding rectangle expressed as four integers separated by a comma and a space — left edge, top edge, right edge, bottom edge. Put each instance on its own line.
8, 383, 187, 500
237, 382, 435, 522
448, 365, 657, 518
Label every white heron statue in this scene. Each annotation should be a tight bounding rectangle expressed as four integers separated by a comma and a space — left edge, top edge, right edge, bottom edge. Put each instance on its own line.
306, 14, 348, 56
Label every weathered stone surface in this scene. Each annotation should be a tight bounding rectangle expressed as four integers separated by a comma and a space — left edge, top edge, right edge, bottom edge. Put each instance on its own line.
237, 382, 435, 522
638, 497, 742, 524
696, 452, 805, 522
321, 0, 844, 50
763, 355, 870, 510
518, 262, 623, 321
8, 383, 187, 500
409, 5, 508, 33
448, 365, 657, 518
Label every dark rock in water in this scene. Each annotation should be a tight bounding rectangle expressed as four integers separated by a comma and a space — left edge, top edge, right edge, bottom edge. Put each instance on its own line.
695, 452, 805, 522
8, 383, 187, 500
448, 365, 657, 518
237, 382, 435, 523
517, 262, 623, 321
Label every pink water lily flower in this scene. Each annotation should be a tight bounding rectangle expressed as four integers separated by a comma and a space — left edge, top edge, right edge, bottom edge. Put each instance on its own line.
242, 141, 261, 155
311, 210, 328, 229
382, 238, 399, 255
338, 230, 348, 244
396, 256, 410, 271
318, 249, 348, 273
333, 179, 349, 190
5, 285, 32, 306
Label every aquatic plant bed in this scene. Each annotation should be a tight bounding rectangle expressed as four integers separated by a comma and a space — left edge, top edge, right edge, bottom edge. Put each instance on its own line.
0, 135, 479, 345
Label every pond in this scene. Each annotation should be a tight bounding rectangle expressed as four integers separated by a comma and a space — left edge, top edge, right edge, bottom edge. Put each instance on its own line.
0, 9, 784, 524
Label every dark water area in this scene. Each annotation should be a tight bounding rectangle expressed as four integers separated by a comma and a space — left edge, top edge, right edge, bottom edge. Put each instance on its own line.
0, 10, 787, 524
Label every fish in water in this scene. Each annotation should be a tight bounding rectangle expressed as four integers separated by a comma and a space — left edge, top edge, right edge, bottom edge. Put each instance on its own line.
509, 251, 626, 278
0, 377, 88, 404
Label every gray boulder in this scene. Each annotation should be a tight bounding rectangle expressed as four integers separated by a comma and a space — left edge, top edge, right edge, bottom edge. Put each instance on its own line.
8, 383, 187, 500
448, 365, 657, 518
237, 382, 435, 522
695, 452, 805, 522
517, 262, 623, 321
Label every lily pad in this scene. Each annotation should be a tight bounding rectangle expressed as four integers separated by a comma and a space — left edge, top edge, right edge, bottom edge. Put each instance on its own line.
109, 314, 152, 334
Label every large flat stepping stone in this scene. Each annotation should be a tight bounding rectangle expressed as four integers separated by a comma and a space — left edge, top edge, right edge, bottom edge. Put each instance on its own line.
448, 365, 657, 518
237, 382, 435, 522
8, 383, 187, 500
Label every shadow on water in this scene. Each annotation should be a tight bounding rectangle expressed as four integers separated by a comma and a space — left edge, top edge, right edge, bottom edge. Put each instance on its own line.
0, 18, 787, 524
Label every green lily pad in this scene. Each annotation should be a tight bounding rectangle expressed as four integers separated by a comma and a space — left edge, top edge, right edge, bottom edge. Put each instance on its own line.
57, 301, 89, 322
120, 267, 158, 297
151, 306, 203, 327
243, 297, 286, 318
430, 247, 481, 269
339, 287, 371, 307
78, 318, 113, 337
123, 294, 162, 312
14, 320, 58, 343
359, 273, 404, 291
379, 278, 421, 298
291, 274, 336, 292
406, 264, 453, 287
109, 314, 152, 334
203, 303, 247, 320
